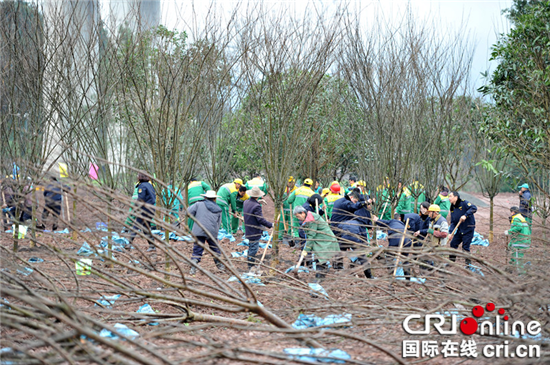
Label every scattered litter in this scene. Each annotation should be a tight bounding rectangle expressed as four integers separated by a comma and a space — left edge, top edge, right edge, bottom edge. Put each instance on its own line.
395, 267, 426, 284
225, 233, 236, 242
168, 232, 193, 241
28, 257, 44, 263
472, 232, 490, 247
99, 323, 139, 340
96, 222, 108, 231
80, 227, 92, 233
217, 230, 226, 240
292, 313, 352, 329
99, 233, 129, 252
5, 230, 13, 233
54, 228, 70, 234
137, 304, 159, 326
376, 231, 387, 240
237, 239, 271, 249
128, 260, 140, 265
467, 264, 485, 276
285, 266, 310, 274
283, 348, 351, 363
77, 242, 96, 256
11, 225, 27, 239
231, 250, 248, 258
260, 231, 271, 241
228, 274, 265, 286
95, 294, 121, 308
308, 283, 329, 299
76, 259, 92, 275
0, 298, 10, 308
17, 267, 33, 276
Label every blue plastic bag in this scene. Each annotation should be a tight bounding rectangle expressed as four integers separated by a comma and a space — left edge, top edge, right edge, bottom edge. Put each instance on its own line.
77, 242, 97, 256
283, 348, 351, 363
28, 257, 44, 263
99, 323, 139, 340
472, 231, 490, 247
17, 267, 33, 276
137, 304, 159, 326
292, 313, 352, 329
96, 294, 121, 308
96, 222, 108, 231
308, 283, 329, 298
228, 274, 265, 286
231, 250, 248, 258
54, 228, 70, 234
285, 266, 309, 274
394, 266, 426, 284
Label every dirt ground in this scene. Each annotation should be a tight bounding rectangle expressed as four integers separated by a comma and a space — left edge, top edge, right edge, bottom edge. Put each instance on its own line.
1, 190, 549, 364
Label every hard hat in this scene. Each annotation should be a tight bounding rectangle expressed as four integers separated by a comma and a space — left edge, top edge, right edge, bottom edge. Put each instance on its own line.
233, 178, 243, 185
304, 178, 313, 186
321, 188, 330, 196
331, 180, 339, 186
288, 176, 295, 182
330, 183, 341, 193
357, 180, 366, 187
428, 204, 441, 212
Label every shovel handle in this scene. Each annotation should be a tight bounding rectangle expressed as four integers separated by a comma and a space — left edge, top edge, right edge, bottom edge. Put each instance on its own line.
257, 214, 280, 269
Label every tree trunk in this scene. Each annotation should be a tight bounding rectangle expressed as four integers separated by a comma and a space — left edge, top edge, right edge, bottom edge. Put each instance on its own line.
107, 201, 113, 267
30, 187, 37, 247
489, 196, 494, 245
72, 186, 77, 240
165, 214, 171, 282
270, 205, 281, 274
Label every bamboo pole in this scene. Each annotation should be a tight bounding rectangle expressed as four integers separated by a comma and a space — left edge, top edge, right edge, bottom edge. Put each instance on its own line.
393, 218, 410, 277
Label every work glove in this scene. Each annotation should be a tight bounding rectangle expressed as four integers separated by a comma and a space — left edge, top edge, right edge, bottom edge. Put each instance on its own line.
300, 250, 308, 258
427, 228, 434, 235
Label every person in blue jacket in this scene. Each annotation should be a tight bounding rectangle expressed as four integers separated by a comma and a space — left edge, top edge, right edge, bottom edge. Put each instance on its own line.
38, 176, 70, 231
518, 183, 533, 227
338, 215, 373, 278
330, 189, 368, 232
129, 172, 157, 251
372, 213, 413, 279
448, 191, 477, 266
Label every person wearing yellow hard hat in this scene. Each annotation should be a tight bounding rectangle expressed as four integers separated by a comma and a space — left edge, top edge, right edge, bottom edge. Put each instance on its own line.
417, 204, 449, 247
285, 178, 315, 246
216, 178, 243, 240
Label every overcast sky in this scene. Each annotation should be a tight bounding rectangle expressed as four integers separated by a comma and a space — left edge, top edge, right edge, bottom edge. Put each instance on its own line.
103, 0, 514, 93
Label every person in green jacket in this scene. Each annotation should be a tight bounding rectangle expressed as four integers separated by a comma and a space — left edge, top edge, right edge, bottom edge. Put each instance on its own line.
232, 186, 248, 234
396, 182, 413, 215
245, 175, 269, 194
187, 178, 212, 230
434, 186, 451, 218
506, 206, 531, 273
410, 181, 426, 213
376, 178, 392, 220
285, 178, 315, 242
278, 176, 297, 244
293, 206, 340, 282
216, 178, 243, 239
324, 183, 342, 220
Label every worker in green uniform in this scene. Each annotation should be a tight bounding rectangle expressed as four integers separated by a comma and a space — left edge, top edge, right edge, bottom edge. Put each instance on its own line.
187, 178, 212, 231
232, 186, 249, 234
278, 176, 297, 244
506, 206, 531, 274
286, 178, 315, 242
324, 182, 342, 220
216, 178, 243, 239
396, 181, 414, 215
434, 186, 451, 219
245, 175, 268, 194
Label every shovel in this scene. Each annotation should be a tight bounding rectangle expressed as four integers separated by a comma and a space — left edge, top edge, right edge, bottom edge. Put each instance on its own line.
250, 214, 280, 275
